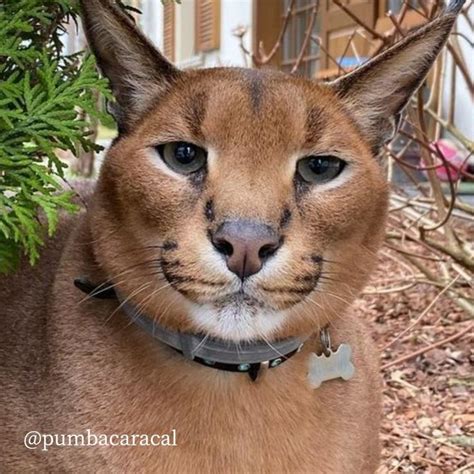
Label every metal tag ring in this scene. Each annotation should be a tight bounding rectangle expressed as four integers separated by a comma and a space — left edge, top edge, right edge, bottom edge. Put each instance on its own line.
320, 328, 332, 357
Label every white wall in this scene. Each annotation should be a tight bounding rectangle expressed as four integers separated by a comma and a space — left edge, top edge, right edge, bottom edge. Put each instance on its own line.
201, 0, 253, 68
64, 0, 252, 67
141, 0, 164, 50
139, 0, 252, 69
174, 0, 196, 63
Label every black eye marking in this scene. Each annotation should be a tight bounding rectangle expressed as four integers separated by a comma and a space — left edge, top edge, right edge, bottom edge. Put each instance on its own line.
204, 199, 215, 222
184, 91, 208, 140
249, 75, 263, 111
305, 106, 324, 144
188, 169, 207, 189
311, 255, 323, 265
279, 208, 292, 228
240, 68, 264, 112
162, 240, 178, 251
293, 173, 311, 202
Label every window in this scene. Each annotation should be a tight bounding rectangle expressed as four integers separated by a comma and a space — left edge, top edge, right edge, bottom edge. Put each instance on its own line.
281, 0, 320, 76
376, 0, 426, 35
384, 0, 420, 14
195, 0, 220, 52
255, 0, 426, 79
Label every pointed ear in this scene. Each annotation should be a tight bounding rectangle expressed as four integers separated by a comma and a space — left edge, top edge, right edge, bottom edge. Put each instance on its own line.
80, 0, 181, 131
327, 0, 465, 153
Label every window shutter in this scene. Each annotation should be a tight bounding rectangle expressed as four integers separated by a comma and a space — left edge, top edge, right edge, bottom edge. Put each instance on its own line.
196, 0, 220, 52
163, 2, 175, 61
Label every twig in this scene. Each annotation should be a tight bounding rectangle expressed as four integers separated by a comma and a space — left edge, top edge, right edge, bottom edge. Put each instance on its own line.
425, 109, 474, 154
397, 129, 474, 179
338, 29, 357, 76
447, 41, 474, 93
333, 0, 387, 43
422, 143, 457, 232
381, 322, 473, 370
386, 11, 405, 37
363, 282, 417, 295
311, 35, 346, 73
291, 1, 319, 74
422, 236, 474, 272
256, 0, 296, 66
384, 242, 445, 262
382, 276, 460, 350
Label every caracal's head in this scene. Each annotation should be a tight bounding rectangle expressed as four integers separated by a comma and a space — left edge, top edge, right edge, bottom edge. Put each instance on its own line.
81, 0, 463, 341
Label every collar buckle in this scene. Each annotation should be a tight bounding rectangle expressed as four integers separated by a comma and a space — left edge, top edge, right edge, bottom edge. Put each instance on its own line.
248, 360, 270, 382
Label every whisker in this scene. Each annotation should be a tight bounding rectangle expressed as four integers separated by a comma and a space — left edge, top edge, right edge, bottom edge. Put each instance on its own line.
317, 275, 343, 284
77, 228, 119, 247
77, 262, 165, 306
323, 291, 353, 306
192, 333, 211, 355
103, 283, 151, 326
319, 270, 348, 276
319, 293, 348, 326
115, 259, 161, 274
320, 258, 345, 265
77, 279, 116, 305
106, 245, 165, 260
100, 259, 161, 283
153, 293, 181, 328
256, 331, 286, 360
78, 278, 122, 305
304, 293, 346, 328
120, 281, 173, 332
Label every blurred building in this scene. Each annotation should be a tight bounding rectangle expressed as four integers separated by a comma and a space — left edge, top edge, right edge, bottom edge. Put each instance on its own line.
64, 0, 472, 142
132, 1, 447, 75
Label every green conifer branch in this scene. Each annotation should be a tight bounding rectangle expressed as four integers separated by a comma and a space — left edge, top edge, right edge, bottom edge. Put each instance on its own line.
0, 0, 112, 273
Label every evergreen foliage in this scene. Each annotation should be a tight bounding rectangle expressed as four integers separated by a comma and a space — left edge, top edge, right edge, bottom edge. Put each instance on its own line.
0, 0, 111, 273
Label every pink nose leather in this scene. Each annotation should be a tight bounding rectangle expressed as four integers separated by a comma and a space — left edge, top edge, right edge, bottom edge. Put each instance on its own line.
211, 220, 281, 279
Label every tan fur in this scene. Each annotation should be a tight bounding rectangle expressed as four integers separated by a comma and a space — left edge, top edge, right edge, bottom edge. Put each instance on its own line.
0, 208, 382, 472
0, 1, 461, 471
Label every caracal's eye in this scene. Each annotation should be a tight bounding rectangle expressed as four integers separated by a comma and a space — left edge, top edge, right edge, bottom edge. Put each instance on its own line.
297, 155, 346, 184
157, 142, 207, 175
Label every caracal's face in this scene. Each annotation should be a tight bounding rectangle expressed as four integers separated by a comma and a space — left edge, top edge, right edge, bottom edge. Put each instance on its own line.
92, 67, 388, 341
84, 0, 458, 342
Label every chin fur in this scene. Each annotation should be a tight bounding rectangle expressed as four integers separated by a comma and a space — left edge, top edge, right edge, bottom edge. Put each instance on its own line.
187, 300, 287, 342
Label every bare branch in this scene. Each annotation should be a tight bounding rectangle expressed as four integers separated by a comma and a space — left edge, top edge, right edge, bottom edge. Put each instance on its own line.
382, 322, 473, 370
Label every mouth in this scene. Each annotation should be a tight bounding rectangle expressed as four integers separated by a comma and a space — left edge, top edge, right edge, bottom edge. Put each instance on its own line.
165, 273, 316, 316
156, 253, 323, 341
187, 290, 288, 342
159, 247, 324, 314
214, 289, 266, 310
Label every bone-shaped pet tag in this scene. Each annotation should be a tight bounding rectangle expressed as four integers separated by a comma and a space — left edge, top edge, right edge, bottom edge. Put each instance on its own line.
308, 341, 355, 389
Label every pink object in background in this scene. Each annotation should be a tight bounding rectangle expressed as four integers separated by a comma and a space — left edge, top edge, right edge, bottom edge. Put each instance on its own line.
427, 139, 468, 182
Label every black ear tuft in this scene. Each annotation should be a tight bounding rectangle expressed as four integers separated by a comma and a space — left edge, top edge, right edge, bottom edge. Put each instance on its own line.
446, 0, 466, 14
80, 0, 181, 132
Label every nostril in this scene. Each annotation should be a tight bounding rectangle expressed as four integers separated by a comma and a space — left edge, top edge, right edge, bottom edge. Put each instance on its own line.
212, 238, 234, 257
258, 239, 282, 260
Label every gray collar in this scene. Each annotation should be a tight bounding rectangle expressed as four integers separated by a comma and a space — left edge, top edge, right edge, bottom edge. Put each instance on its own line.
120, 295, 304, 365
74, 277, 305, 381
